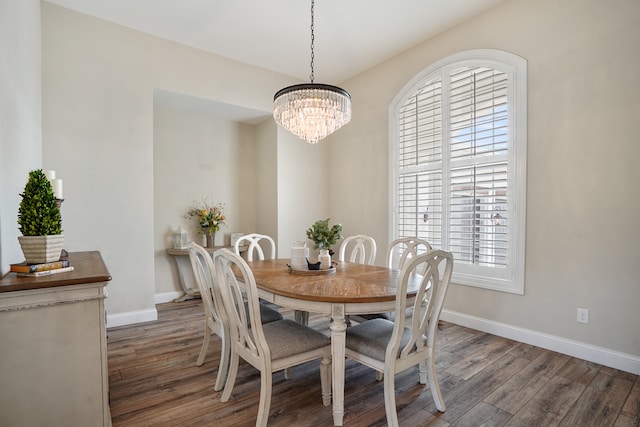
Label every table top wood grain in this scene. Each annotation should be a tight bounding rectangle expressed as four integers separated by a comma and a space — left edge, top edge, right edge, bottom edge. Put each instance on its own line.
246, 258, 419, 304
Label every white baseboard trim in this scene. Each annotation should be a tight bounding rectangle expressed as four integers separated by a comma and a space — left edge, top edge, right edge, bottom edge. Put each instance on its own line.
105, 292, 183, 329
155, 291, 183, 304
107, 308, 158, 329
441, 309, 640, 376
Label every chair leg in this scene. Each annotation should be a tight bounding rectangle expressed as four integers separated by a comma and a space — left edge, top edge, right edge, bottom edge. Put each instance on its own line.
383, 368, 399, 427
256, 371, 273, 427
320, 356, 332, 406
196, 324, 211, 366
426, 354, 446, 412
221, 352, 239, 402
214, 333, 230, 391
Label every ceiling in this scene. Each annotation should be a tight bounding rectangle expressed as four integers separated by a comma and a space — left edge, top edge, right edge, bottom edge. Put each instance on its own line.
44, 0, 505, 83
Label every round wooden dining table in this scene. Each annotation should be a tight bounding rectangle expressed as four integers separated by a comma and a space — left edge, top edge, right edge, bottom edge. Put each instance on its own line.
245, 258, 419, 426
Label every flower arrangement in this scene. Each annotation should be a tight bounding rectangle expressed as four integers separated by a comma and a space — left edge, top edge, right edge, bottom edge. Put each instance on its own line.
306, 218, 342, 250
185, 199, 226, 235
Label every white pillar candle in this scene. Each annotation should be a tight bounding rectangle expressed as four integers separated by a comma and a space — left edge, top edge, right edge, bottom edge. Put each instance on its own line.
44, 170, 56, 180
51, 179, 63, 199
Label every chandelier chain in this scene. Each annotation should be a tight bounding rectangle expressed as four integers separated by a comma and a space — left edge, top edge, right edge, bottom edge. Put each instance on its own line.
310, 0, 315, 83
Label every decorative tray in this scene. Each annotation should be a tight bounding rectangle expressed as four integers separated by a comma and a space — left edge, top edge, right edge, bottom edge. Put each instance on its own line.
287, 264, 336, 275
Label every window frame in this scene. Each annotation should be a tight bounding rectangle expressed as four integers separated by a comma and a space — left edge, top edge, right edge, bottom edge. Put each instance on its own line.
389, 49, 527, 294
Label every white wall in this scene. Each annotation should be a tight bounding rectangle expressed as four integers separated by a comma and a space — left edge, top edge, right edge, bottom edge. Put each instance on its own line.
255, 120, 278, 248
276, 130, 331, 258
330, 0, 640, 362
0, 0, 42, 275
40, 3, 297, 324
153, 100, 261, 296
39, 2, 326, 323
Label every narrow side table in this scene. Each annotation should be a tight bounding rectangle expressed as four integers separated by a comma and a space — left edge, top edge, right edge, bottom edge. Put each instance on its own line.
166, 245, 245, 301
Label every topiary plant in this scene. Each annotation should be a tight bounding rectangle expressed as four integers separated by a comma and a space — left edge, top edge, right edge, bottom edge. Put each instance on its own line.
306, 218, 342, 250
18, 169, 63, 236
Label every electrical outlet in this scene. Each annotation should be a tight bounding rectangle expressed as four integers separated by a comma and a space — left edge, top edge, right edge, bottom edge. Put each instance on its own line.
577, 308, 589, 324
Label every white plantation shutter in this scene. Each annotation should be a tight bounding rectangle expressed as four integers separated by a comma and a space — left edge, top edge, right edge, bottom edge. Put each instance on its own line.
391, 50, 527, 294
448, 66, 509, 269
397, 171, 443, 248
449, 163, 508, 267
398, 79, 442, 168
397, 78, 444, 248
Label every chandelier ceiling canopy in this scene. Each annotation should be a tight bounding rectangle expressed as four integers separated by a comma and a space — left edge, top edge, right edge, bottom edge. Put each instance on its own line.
273, 0, 352, 144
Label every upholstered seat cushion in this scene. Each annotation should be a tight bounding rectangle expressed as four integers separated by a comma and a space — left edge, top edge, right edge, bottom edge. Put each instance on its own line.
345, 318, 413, 362
262, 319, 330, 361
258, 302, 284, 324
382, 307, 414, 322
353, 307, 414, 323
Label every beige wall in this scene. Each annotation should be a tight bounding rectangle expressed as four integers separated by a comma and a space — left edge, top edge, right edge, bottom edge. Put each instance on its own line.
331, 0, 640, 359
0, 0, 42, 275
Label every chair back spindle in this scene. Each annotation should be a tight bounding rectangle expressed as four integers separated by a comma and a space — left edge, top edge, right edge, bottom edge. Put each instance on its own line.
234, 233, 276, 261
339, 234, 377, 265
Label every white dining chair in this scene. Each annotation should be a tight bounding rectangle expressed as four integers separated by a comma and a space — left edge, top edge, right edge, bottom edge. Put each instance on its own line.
386, 237, 432, 270
187, 243, 282, 390
187, 242, 230, 390
351, 237, 434, 325
234, 233, 276, 261
385, 237, 433, 324
233, 232, 283, 323
338, 234, 377, 265
345, 249, 453, 426
215, 248, 332, 427
338, 234, 377, 325
233, 233, 282, 311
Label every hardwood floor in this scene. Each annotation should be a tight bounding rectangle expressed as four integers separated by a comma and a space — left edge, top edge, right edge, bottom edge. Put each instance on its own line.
107, 299, 640, 426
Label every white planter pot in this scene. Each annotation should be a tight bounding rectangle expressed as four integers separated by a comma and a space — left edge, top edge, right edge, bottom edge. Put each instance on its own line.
18, 235, 65, 263
318, 249, 332, 270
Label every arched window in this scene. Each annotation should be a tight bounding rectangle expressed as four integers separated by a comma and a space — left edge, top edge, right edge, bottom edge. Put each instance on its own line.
390, 49, 527, 294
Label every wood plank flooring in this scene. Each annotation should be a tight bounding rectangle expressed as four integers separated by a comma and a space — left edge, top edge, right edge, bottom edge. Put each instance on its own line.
107, 299, 640, 426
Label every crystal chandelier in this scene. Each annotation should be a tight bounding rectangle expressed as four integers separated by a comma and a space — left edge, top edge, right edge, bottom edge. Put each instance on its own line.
273, 0, 351, 144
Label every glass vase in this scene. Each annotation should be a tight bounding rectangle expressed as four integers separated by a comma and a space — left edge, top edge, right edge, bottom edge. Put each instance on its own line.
206, 232, 216, 248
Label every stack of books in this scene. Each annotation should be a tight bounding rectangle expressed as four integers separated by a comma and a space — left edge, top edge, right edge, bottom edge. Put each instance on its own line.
10, 259, 74, 277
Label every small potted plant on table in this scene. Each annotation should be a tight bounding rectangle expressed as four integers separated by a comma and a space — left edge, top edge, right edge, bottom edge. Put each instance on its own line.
17, 169, 64, 263
306, 218, 342, 269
